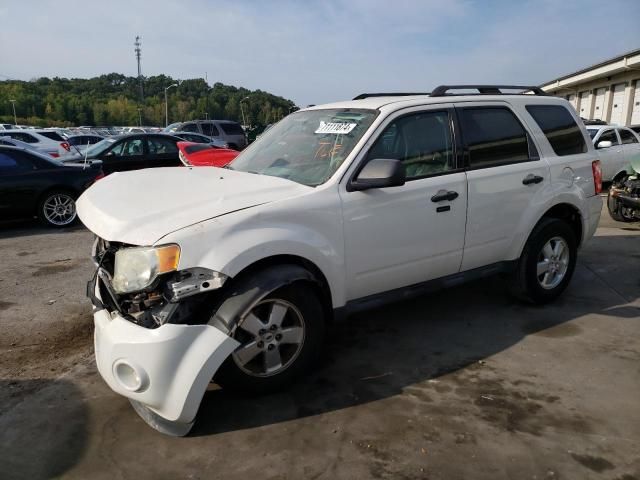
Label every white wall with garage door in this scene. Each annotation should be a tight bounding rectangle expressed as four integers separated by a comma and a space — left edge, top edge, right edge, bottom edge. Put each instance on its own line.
578, 91, 592, 119
631, 82, 640, 125
609, 84, 626, 125
592, 87, 607, 120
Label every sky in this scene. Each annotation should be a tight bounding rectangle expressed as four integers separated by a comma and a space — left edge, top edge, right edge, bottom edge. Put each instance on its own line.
1, 0, 639, 106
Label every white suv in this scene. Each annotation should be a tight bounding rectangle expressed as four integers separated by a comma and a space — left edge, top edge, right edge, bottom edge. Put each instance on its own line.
78, 85, 603, 435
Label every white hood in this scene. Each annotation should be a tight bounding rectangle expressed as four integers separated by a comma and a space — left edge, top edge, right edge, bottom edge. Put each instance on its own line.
77, 167, 311, 245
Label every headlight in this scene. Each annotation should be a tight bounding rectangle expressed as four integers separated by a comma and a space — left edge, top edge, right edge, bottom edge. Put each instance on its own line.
112, 244, 180, 294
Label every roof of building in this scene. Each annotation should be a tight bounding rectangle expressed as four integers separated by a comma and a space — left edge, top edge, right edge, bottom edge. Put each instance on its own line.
541, 48, 640, 90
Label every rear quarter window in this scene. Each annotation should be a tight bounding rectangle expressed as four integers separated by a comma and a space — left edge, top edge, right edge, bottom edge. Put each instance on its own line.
38, 131, 65, 142
525, 105, 587, 156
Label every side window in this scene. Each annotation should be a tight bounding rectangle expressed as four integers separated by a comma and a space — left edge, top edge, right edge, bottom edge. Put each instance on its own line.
200, 123, 214, 136
182, 123, 199, 133
366, 111, 454, 179
0, 151, 37, 174
121, 138, 144, 156
459, 107, 530, 168
109, 140, 125, 156
525, 105, 587, 156
598, 129, 619, 145
619, 129, 639, 145
148, 137, 178, 155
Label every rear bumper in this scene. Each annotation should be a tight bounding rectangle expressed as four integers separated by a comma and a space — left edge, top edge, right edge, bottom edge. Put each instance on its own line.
584, 194, 602, 243
91, 275, 239, 433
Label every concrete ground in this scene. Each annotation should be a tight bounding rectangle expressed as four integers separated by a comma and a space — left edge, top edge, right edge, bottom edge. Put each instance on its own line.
0, 201, 639, 480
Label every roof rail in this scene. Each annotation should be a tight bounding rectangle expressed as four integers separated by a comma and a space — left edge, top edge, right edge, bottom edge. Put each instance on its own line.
430, 85, 546, 97
353, 92, 430, 100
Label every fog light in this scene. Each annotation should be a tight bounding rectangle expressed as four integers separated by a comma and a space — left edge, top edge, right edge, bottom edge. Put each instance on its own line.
113, 360, 149, 392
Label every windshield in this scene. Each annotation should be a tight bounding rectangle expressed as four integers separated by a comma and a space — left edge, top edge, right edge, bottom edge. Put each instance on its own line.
85, 137, 117, 156
229, 109, 377, 186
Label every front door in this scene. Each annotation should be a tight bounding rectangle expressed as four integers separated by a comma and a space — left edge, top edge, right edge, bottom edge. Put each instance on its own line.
594, 128, 623, 181
456, 103, 551, 271
100, 137, 147, 174
340, 106, 467, 301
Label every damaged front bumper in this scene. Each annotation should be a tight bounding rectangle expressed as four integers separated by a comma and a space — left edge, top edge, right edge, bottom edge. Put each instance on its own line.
88, 272, 239, 436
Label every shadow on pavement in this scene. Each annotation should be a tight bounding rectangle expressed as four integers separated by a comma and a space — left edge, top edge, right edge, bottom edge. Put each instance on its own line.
0, 219, 85, 240
0, 379, 88, 480
192, 235, 639, 437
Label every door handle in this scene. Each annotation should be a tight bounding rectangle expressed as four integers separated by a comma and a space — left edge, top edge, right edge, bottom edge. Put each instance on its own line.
431, 190, 459, 202
522, 174, 544, 185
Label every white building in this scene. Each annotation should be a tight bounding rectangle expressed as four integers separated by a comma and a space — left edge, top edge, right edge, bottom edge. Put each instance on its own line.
541, 49, 640, 126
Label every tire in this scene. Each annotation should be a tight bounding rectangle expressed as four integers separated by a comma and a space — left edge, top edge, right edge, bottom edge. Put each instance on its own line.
509, 218, 577, 304
607, 190, 636, 223
214, 282, 325, 394
38, 190, 78, 228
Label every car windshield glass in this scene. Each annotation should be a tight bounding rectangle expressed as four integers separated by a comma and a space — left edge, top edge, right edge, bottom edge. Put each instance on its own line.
587, 129, 598, 139
229, 109, 377, 186
85, 137, 117, 156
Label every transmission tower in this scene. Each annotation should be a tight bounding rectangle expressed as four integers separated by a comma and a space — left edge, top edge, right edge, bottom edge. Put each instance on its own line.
135, 36, 144, 102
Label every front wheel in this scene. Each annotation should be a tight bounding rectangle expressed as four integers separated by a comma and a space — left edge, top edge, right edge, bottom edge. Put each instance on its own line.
214, 283, 325, 394
607, 190, 636, 222
38, 191, 78, 228
509, 218, 577, 304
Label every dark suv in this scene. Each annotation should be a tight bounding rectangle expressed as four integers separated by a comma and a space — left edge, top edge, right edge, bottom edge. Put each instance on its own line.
164, 120, 247, 150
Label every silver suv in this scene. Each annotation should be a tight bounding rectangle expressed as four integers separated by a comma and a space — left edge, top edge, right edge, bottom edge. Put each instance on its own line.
164, 120, 247, 150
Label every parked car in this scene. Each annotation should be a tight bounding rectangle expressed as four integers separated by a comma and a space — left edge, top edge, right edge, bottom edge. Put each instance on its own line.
0, 135, 60, 157
0, 129, 70, 157
0, 124, 16, 130
78, 85, 602, 436
164, 120, 247, 150
586, 125, 640, 182
177, 141, 239, 167
173, 131, 230, 149
65, 134, 105, 154
0, 145, 103, 227
63, 133, 183, 175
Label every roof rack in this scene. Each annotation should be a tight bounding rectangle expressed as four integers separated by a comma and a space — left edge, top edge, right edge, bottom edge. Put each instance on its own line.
430, 84, 546, 96
353, 92, 430, 100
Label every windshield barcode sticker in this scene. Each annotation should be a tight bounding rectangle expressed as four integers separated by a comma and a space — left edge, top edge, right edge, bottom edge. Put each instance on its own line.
315, 121, 357, 135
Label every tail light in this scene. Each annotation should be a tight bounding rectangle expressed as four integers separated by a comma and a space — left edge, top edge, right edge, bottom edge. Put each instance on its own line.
94, 172, 105, 182
592, 160, 602, 194
61, 142, 71, 152
50, 152, 60, 158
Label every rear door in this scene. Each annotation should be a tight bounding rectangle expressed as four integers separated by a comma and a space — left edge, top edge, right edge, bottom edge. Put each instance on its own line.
146, 136, 181, 168
456, 103, 550, 271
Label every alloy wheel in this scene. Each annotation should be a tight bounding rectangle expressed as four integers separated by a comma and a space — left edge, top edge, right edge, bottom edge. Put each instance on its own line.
232, 298, 305, 377
43, 193, 76, 226
536, 236, 570, 290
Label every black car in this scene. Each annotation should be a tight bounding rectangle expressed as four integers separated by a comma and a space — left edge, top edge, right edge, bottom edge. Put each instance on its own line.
0, 146, 103, 227
64, 133, 183, 175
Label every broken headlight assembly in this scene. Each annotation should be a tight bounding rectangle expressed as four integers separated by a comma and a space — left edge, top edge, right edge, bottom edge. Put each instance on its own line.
112, 244, 181, 294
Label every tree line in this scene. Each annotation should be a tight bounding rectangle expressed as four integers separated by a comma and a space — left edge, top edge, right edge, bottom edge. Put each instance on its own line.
0, 73, 296, 128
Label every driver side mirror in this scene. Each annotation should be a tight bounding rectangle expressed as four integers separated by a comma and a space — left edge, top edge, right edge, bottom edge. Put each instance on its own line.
596, 140, 613, 149
348, 158, 406, 192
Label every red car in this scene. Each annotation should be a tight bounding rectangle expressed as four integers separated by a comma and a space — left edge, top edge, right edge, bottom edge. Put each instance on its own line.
177, 141, 239, 167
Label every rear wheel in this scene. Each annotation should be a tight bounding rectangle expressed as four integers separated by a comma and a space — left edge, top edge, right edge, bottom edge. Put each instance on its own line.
215, 282, 325, 394
38, 191, 77, 228
509, 218, 577, 304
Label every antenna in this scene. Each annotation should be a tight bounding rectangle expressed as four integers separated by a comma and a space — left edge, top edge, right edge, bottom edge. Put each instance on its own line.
134, 36, 144, 103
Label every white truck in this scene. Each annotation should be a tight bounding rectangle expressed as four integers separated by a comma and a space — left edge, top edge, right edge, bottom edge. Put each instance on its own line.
77, 85, 603, 435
